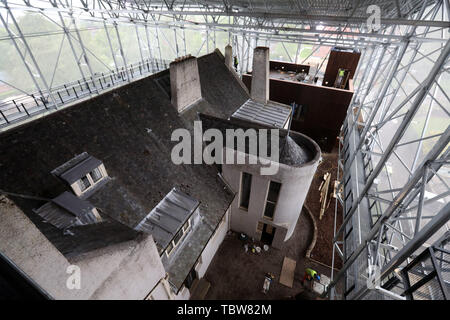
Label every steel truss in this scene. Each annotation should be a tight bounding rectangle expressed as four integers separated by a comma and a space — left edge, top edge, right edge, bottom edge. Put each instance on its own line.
328, 0, 450, 300
1, 0, 448, 129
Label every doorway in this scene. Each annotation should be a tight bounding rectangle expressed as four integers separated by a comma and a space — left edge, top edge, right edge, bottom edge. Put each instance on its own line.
184, 267, 198, 289
261, 223, 276, 245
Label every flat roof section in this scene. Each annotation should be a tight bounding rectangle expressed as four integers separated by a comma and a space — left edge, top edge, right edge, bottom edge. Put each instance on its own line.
231, 99, 292, 129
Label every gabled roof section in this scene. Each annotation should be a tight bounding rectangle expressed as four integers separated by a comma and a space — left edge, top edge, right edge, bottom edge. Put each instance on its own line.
231, 99, 292, 128
135, 188, 199, 250
52, 152, 102, 185
0, 51, 236, 259
52, 192, 99, 224
33, 202, 82, 230
33, 191, 100, 230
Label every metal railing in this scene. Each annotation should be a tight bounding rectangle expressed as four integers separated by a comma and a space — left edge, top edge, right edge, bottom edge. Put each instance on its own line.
0, 58, 170, 129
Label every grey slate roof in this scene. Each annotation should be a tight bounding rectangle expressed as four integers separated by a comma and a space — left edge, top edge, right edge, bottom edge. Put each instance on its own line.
0, 51, 238, 262
231, 99, 292, 128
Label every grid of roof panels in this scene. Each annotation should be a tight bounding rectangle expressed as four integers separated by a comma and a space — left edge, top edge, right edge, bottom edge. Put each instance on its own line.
134, 188, 199, 250
231, 99, 291, 128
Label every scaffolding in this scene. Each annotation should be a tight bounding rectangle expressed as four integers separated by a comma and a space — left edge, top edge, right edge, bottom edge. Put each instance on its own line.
0, 0, 449, 300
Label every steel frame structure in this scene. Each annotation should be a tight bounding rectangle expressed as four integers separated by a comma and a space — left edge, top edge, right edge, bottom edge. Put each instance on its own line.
327, 0, 450, 300
0, 0, 449, 300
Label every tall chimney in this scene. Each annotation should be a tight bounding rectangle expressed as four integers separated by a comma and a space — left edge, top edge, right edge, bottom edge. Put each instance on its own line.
250, 47, 270, 104
224, 45, 233, 69
170, 55, 202, 113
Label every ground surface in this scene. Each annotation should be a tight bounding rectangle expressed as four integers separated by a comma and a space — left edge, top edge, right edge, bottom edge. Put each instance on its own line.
305, 147, 343, 269
203, 210, 337, 299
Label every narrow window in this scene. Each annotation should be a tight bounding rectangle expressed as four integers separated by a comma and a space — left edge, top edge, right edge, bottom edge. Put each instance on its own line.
263, 181, 281, 220
173, 229, 183, 246
90, 167, 103, 183
240, 172, 252, 210
256, 222, 264, 233
182, 219, 191, 232
166, 242, 174, 256
78, 176, 91, 192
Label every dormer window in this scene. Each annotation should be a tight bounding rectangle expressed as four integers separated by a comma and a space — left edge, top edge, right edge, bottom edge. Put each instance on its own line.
51, 152, 108, 197
33, 191, 102, 230
134, 188, 199, 258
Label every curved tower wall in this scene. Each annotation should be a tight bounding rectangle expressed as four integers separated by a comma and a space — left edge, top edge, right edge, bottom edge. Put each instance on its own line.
222, 131, 320, 247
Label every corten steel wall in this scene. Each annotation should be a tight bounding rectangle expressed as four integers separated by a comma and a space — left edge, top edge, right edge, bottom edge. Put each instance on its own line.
322, 50, 361, 87
222, 131, 321, 248
269, 61, 310, 74
242, 74, 354, 152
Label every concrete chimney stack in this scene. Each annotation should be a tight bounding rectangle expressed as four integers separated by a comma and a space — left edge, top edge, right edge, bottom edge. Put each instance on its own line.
250, 47, 270, 104
170, 55, 202, 113
224, 45, 233, 69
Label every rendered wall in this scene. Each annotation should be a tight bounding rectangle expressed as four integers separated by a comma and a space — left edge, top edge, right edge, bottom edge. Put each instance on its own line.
195, 209, 230, 278
0, 197, 166, 300
222, 137, 320, 247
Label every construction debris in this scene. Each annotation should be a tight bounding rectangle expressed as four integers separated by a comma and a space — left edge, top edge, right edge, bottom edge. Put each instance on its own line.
332, 180, 341, 199
319, 172, 331, 220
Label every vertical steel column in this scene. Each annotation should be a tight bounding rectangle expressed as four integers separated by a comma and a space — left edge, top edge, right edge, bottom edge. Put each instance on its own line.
358, 44, 388, 107
103, 21, 119, 73
58, 12, 87, 81
0, 6, 58, 108
154, 24, 163, 63
144, 24, 155, 71
0, 10, 43, 95
173, 27, 179, 57
113, 22, 131, 81
135, 24, 145, 62
68, 13, 99, 92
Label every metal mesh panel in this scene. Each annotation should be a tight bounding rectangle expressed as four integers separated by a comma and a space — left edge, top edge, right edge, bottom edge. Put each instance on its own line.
402, 244, 449, 300
407, 257, 433, 287
434, 250, 450, 295
412, 277, 445, 300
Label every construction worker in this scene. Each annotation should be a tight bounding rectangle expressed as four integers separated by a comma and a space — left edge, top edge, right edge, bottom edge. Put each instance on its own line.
303, 268, 320, 289
233, 56, 238, 71
335, 68, 346, 88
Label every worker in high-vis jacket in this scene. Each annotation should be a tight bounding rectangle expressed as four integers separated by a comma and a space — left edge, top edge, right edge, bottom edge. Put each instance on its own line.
303, 268, 321, 288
